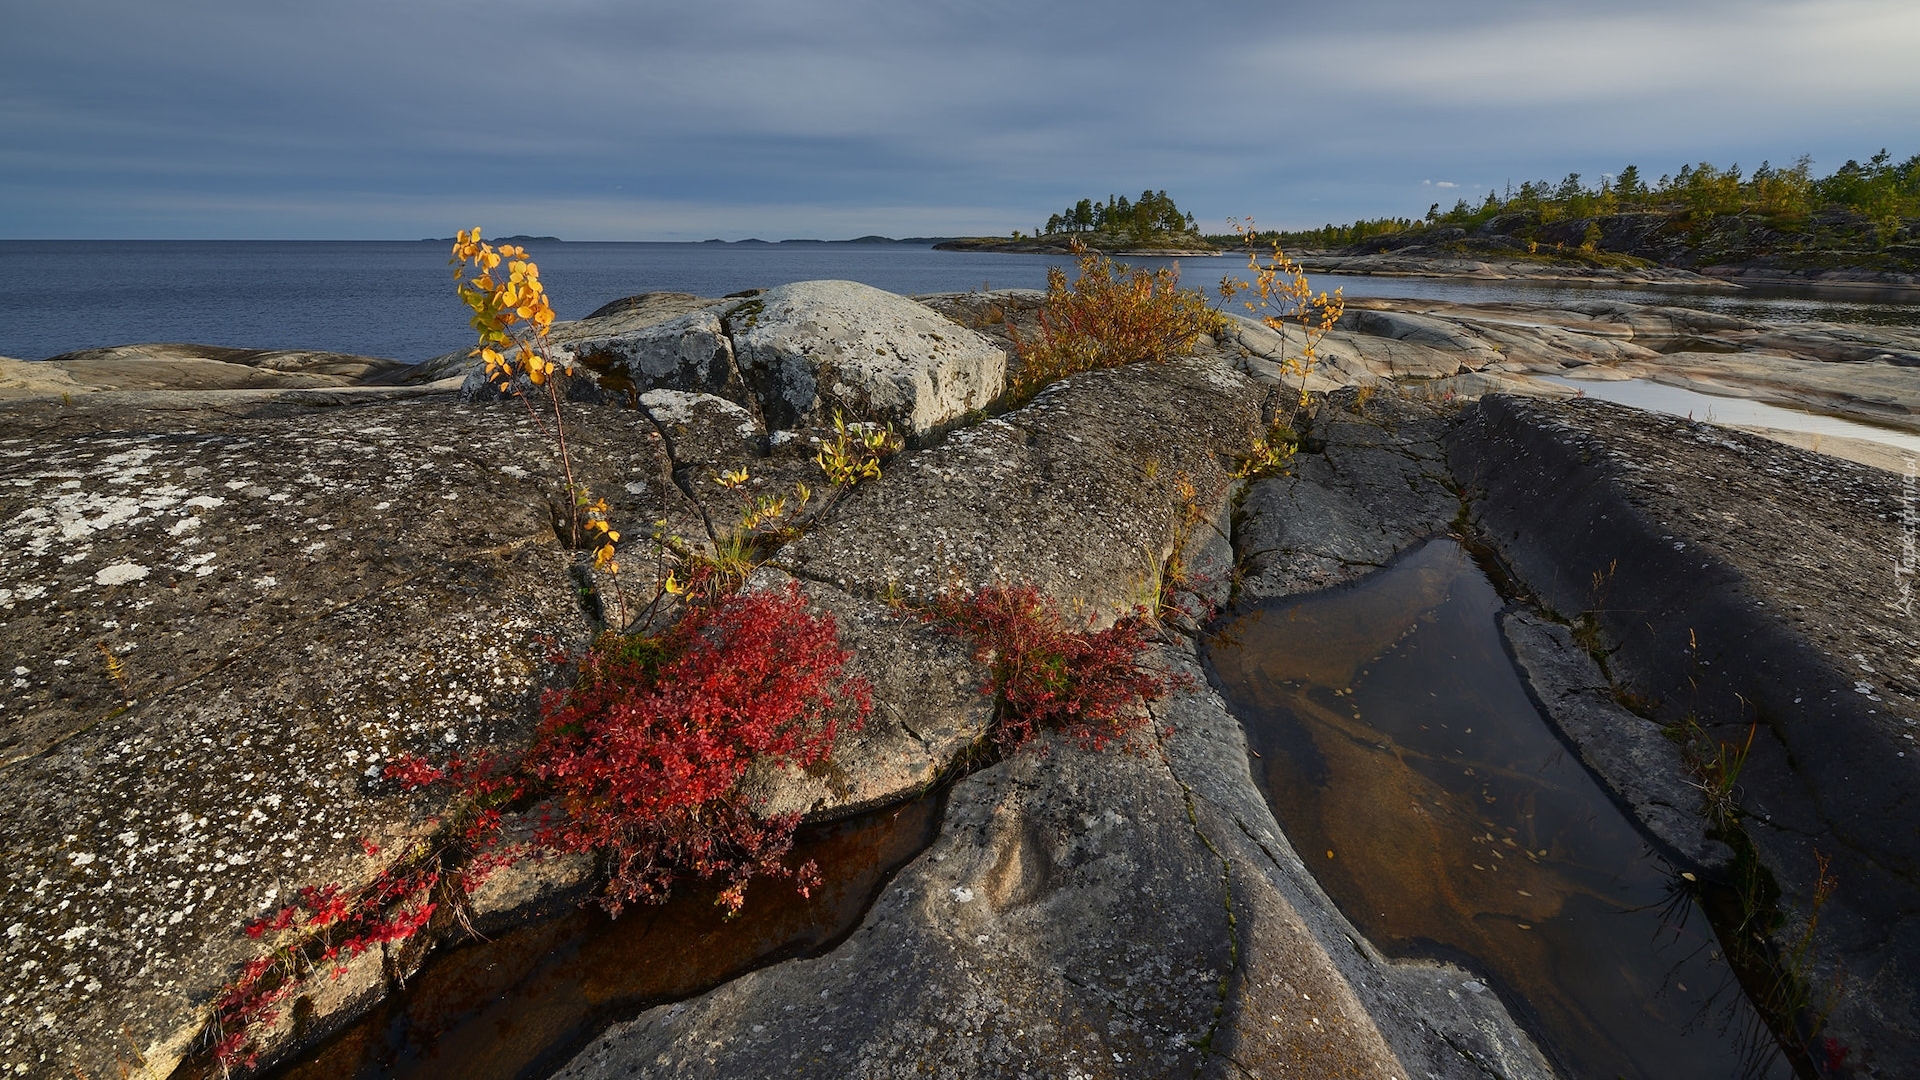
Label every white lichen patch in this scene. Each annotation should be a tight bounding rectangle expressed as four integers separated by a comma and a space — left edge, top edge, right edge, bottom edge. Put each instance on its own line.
92, 563, 149, 587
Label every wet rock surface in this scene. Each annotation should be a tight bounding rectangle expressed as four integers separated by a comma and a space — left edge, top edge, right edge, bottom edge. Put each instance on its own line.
1449, 393, 1920, 1075
1236, 393, 1460, 599
1501, 611, 1732, 871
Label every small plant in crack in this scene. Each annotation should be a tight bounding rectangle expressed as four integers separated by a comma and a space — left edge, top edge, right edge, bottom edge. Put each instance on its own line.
815, 410, 901, 488
1218, 218, 1344, 426
927, 582, 1183, 751
1678, 715, 1757, 831
1233, 418, 1297, 480
451, 229, 626, 619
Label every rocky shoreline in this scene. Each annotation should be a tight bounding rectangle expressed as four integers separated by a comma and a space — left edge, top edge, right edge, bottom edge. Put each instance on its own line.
3, 281, 1918, 1078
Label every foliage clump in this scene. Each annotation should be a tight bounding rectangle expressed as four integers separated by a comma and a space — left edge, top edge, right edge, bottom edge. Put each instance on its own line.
1236, 148, 1920, 259
530, 583, 870, 915
929, 583, 1176, 751
1040, 189, 1200, 242
1007, 246, 1225, 404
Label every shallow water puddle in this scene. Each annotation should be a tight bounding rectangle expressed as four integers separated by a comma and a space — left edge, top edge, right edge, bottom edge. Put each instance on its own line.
1204, 539, 1791, 1080
1544, 373, 1920, 456
241, 792, 945, 1080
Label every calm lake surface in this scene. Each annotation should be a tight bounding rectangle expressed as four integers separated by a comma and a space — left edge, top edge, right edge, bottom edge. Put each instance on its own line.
5, 240, 1919, 363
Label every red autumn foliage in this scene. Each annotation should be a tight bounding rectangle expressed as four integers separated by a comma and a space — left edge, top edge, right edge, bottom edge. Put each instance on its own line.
532, 583, 870, 915
928, 583, 1174, 750
210, 584, 867, 1068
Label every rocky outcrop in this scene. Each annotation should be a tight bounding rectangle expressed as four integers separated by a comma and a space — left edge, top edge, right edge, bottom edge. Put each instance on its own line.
0, 394, 686, 1078
548, 310, 746, 403
1235, 393, 1460, 599
1449, 394, 1920, 1074
727, 280, 1007, 437
553, 382, 1554, 1080
15, 273, 1920, 1080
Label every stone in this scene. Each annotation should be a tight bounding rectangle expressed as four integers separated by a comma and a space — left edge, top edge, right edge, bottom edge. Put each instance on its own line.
1236, 390, 1459, 599
544, 310, 746, 405
726, 280, 1008, 436
0, 389, 699, 1079
775, 358, 1261, 614
1500, 611, 1731, 870
736, 570, 993, 820
1337, 308, 1505, 367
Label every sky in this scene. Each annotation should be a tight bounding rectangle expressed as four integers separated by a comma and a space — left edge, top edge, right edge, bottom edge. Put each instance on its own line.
3, 0, 1918, 240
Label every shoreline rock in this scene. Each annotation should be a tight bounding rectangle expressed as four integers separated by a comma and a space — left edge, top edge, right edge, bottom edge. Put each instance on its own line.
7, 276, 1920, 1078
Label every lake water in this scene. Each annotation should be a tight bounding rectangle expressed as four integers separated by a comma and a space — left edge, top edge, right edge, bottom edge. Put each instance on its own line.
5, 240, 1919, 363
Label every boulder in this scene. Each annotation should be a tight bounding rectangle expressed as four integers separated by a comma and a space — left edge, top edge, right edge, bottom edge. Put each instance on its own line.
545, 310, 746, 405
727, 281, 1008, 437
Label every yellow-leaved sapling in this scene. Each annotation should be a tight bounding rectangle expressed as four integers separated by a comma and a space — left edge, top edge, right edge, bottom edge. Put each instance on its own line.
450, 229, 625, 620
1219, 219, 1345, 472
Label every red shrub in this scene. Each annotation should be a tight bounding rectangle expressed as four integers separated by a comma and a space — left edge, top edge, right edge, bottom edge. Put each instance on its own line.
929, 583, 1173, 750
531, 583, 869, 915
209, 585, 868, 1067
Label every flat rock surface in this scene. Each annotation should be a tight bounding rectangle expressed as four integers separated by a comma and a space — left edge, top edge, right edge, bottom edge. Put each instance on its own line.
0, 392, 691, 1079
778, 358, 1262, 614
1237, 391, 1461, 599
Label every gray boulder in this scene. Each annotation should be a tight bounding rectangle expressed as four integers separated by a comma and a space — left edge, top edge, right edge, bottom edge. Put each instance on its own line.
727, 281, 1007, 436
547, 310, 746, 404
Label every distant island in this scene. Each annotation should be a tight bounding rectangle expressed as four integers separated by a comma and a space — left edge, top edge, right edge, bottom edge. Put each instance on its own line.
697, 236, 960, 246
419, 234, 561, 244
934, 190, 1218, 255
1225, 150, 1920, 288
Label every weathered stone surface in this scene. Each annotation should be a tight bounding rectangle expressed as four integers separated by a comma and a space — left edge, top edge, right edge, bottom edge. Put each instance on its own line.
737, 569, 992, 820
638, 389, 762, 470
37, 344, 417, 387
0, 392, 688, 1079
777, 358, 1261, 614
1237, 391, 1460, 599
544, 310, 746, 405
0, 345, 447, 404
1501, 611, 1732, 870
1448, 393, 1920, 1073
727, 280, 1008, 436
1338, 308, 1505, 366
552, 618, 1550, 1080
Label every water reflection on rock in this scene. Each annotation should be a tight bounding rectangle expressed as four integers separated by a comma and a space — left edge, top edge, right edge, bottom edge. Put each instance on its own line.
1205, 539, 1791, 1080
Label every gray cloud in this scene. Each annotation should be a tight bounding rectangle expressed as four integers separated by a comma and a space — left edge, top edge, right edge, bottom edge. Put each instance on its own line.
3, 0, 1916, 237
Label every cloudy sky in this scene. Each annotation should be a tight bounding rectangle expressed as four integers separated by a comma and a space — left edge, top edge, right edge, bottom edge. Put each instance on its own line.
4, 0, 1917, 240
